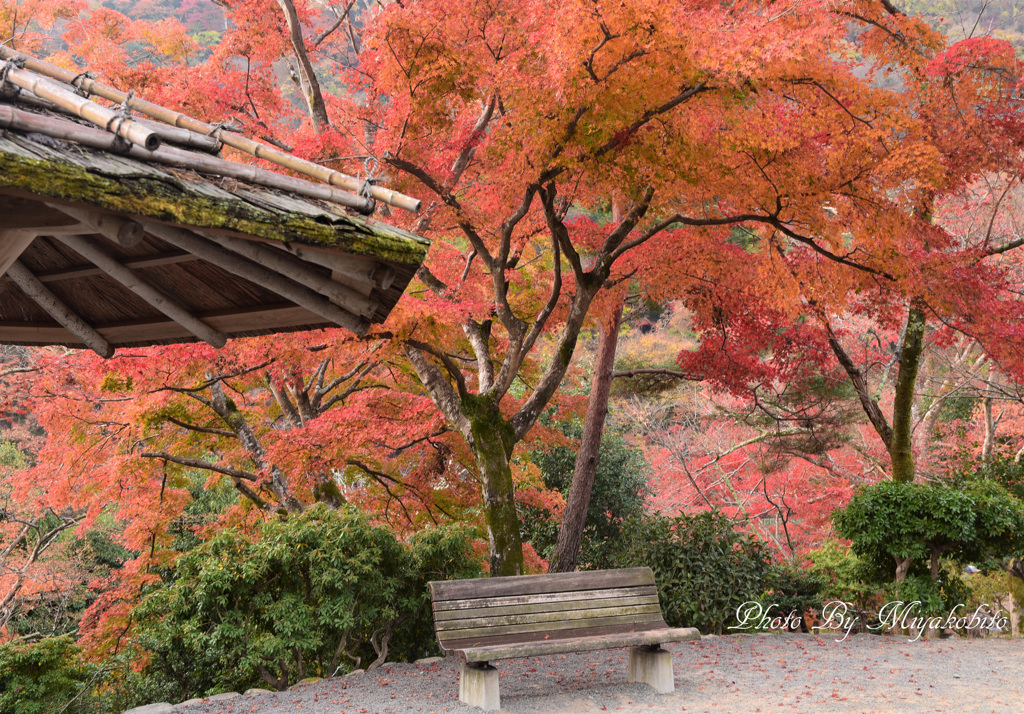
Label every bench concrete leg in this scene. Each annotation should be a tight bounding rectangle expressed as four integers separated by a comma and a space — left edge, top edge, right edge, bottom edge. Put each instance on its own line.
628, 645, 674, 694
459, 662, 500, 710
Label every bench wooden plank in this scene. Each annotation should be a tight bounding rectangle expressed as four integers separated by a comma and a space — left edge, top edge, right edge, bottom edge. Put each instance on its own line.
433, 594, 661, 622
438, 611, 666, 641
429, 567, 654, 601
432, 585, 658, 612
442, 620, 670, 653
435, 602, 663, 632
459, 627, 700, 662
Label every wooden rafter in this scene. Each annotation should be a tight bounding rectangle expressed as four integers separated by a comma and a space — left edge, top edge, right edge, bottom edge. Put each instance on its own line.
34, 251, 196, 283
196, 230, 378, 317
50, 205, 144, 248
4, 260, 114, 357
55, 234, 228, 348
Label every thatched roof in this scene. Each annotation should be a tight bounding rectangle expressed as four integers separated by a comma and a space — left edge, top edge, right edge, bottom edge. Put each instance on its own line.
0, 49, 428, 357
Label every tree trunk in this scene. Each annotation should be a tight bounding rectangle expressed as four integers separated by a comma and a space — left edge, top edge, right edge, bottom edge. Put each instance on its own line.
466, 397, 525, 576
930, 546, 943, 580
982, 395, 996, 463
549, 302, 623, 573
277, 0, 331, 131
890, 301, 926, 483
895, 556, 913, 582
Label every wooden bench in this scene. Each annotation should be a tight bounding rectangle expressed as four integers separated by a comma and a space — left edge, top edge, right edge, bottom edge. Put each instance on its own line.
428, 566, 700, 710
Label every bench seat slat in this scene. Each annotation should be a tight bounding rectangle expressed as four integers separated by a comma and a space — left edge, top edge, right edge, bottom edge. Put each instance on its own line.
432, 585, 658, 612
435, 602, 662, 632
438, 611, 667, 642
434, 594, 661, 622
429, 567, 654, 601
446, 625, 701, 661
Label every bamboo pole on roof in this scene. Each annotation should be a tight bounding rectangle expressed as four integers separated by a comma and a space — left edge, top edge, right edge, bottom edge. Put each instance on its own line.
8, 88, 222, 153
1, 64, 159, 151
0, 104, 375, 212
0, 47, 423, 214
133, 118, 222, 153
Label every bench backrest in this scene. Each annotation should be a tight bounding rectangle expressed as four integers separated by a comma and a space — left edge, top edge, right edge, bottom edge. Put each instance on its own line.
428, 567, 667, 655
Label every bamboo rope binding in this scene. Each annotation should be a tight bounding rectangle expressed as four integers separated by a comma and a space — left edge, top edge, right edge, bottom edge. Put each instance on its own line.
0, 47, 422, 214
0, 60, 159, 151
0, 104, 375, 213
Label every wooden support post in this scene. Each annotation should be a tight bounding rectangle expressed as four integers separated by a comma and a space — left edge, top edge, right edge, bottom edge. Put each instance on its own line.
196, 231, 378, 317
628, 645, 674, 694
5, 260, 114, 357
142, 223, 369, 334
46, 204, 144, 248
56, 234, 228, 348
0, 230, 38, 277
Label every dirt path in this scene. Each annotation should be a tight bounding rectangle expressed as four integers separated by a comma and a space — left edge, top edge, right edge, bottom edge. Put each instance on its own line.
177, 633, 1024, 714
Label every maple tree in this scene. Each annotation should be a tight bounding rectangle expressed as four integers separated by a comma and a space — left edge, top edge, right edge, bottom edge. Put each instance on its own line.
13, 0, 1023, 577
632, 4, 1024, 492
1, 4, 1024, 706
331, 0, 983, 574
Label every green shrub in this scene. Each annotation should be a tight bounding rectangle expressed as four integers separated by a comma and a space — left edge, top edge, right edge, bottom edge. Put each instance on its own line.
762, 565, 826, 631
131, 505, 481, 699
615, 511, 773, 634
521, 428, 650, 570
808, 540, 883, 607
833, 479, 1024, 583
0, 636, 93, 714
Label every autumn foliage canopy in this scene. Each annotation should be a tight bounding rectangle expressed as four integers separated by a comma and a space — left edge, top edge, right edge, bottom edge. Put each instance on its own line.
3, 0, 1024, 676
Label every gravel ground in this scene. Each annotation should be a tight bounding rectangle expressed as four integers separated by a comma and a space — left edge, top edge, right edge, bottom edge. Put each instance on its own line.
175, 634, 1023, 714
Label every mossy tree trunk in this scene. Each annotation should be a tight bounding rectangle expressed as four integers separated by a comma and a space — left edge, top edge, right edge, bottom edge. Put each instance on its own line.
467, 397, 525, 576
824, 299, 927, 483
890, 301, 927, 483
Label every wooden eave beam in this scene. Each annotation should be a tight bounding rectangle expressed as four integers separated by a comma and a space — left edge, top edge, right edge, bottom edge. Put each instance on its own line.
0, 196, 85, 231
264, 240, 397, 293
142, 223, 370, 335
32, 251, 196, 283
194, 230, 378, 318
0, 304, 328, 346
47, 204, 144, 248
56, 234, 228, 348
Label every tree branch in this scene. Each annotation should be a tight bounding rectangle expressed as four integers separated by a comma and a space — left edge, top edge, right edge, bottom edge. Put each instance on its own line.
165, 416, 237, 438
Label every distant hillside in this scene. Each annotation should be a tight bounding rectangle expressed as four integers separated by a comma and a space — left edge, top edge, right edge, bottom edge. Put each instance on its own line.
101, 0, 225, 34
904, 0, 1024, 48
103, 0, 1024, 55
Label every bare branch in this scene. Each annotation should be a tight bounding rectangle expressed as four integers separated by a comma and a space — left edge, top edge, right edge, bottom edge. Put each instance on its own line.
140, 452, 260, 481
164, 416, 237, 438
402, 343, 472, 442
